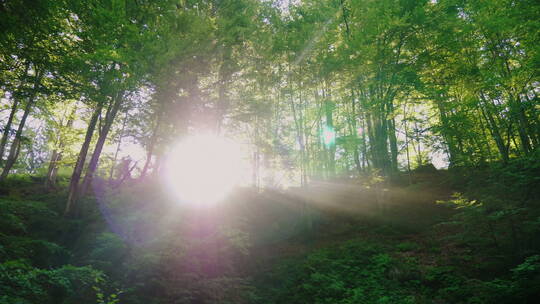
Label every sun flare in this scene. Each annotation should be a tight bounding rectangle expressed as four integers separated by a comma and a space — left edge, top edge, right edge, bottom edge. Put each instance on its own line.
162, 133, 247, 205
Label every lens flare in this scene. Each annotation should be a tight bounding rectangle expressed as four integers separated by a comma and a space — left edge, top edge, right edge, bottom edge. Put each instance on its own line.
322, 125, 336, 147
162, 133, 245, 206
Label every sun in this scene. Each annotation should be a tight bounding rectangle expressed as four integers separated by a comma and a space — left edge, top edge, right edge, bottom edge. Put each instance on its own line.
162, 133, 246, 206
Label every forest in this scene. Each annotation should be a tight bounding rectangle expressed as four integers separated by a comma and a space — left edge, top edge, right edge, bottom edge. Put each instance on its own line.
1, 0, 539, 303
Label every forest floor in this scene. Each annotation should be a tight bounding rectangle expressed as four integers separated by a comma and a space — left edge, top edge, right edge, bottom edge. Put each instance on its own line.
246, 171, 456, 271
2, 168, 538, 303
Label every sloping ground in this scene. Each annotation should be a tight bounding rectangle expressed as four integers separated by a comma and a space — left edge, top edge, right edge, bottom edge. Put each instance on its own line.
244, 173, 517, 303
243, 169, 539, 303
2, 170, 537, 303
245, 173, 455, 269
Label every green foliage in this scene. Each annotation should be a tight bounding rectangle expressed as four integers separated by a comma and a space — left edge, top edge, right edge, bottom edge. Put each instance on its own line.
425, 161, 540, 303
256, 240, 420, 304
0, 199, 69, 266
440, 162, 540, 258
510, 255, 540, 300
256, 237, 540, 304
0, 260, 105, 304
87, 232, 127, 272
396, 241, 420, 252
426, 254, 540, 303
1, 165, 540, 303
94, 281, 123, 304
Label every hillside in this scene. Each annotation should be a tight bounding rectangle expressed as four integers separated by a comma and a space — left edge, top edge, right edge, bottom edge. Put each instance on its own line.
1, 163, 539, 304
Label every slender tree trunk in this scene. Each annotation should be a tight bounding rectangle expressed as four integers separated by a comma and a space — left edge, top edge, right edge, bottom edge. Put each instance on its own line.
153, 154, 162, 177
366, 111, 376, 169
324, 100, 335, 178
45, 150, 60, 187
523, 94, 540, 148
414, 120, 422, 167
253, 148, 260, 190
80, 92, 124, 196
479, 95, 509, 162
0, 71, 41, 181
0, 99, 20, 166
371, 111, 390, 174
216, 48, 232, 132
497, 48, 533, 155
359, 109, 369, 171
45, 107, 76, 187
347, 89, 362, 174
289, 79, 307, 186
510, 95, 532, 154
386, 100, 398, 172
141, 110, 163, 178
49, 154, 61, 187
435, 100, 459, 166
475, 106, 494, 162
109, 111, 129, 181
0, 64, 29, 165
403, 104, 412, 185
64, 103, 103, 216
388, 117, 398, 172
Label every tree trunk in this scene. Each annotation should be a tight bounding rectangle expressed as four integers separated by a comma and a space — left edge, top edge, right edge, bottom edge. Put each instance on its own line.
359, 110, 369, 171
216, 47, 232, 132
386, 99, 398, 172
523, 94, 540, 148
140, 110, 163, 178
365, 111, 376, 168
511, 95, 532, 155
0, 98, 19, 166
0, 70, 41, 181
289, 80, 307, 186
45, 107, 76, 188
109, 111, 129, 181
45, 150, 60, 187
414, 120, 422, 167
80, 91, 124, 196
435, 99, 459, 166
388, 117, 398, 172
0, 64, 29, 165
479, 95, 509, 162
405, 136, 413, 185
324, 100, 336, 178
403, 104, 412, 184
346, 89, 362, 174
371, 111, 390, 174
64, 103, 103, 216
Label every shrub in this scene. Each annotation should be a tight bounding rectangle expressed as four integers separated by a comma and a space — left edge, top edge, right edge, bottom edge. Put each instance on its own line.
0, 260, 106, 304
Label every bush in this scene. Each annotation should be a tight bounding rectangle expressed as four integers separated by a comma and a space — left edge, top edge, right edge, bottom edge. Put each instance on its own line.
0, 260, 106, 304
256, 240, 420, 304
438, 193, 540, 259
0, 199, 69, 267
